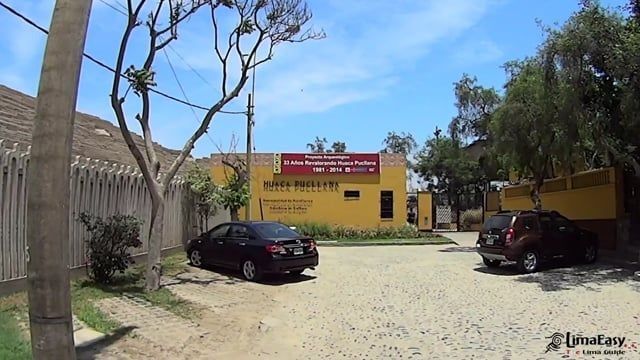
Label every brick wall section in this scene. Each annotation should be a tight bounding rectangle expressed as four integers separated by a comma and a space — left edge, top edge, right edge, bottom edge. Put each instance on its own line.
201, 153, 407, 168
0, 85, 188, 172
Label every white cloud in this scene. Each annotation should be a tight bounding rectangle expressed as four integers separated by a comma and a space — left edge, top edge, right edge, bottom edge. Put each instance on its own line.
246, 0, 498, 121
148, 0, 499, 122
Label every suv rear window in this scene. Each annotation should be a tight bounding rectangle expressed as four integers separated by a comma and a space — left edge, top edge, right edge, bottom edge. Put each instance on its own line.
483, 215, 513, 230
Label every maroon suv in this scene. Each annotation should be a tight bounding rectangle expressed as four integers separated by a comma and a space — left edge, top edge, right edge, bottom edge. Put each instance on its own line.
476, 210, 599, 273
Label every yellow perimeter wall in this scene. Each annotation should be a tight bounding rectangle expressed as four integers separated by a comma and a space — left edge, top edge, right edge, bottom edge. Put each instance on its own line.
501, 167, 622, 220
416, 191, 433, 231
209, 153, 407, 228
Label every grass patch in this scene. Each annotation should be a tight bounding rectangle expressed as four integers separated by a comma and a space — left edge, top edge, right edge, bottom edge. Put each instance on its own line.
71, 252, 199, 324
0, 311, 31, 360
0, 252, 197, 339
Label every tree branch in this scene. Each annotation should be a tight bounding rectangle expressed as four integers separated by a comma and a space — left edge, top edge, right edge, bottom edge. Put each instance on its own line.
111, 0, 158, 201
162, 0, 324, 189
156, 0, 211, 38
604, 141, 640, 176
162, 73, 250, 189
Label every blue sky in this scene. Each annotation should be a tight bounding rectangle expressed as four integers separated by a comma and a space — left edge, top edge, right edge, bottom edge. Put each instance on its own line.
0, 0, 629, 159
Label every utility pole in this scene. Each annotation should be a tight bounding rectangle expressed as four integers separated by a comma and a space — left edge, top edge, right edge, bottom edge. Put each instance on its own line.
245, 92, 253, 220
26, 1, 92, 359
245, 56, 256, 221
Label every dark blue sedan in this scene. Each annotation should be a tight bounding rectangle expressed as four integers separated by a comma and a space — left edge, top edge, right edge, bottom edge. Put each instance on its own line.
185, 221, 319, 281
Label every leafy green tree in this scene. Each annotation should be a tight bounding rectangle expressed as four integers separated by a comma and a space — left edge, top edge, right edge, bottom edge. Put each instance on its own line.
448, 74, 501, 143
217, 157, 250, 221
447, 74, 506, 182
380, 131, 418, 155
542, 0, 640, 175
381, 131, 419, 190
307, 136, 328, 153
331, 141, 347, 153
414, 129, 482, 197
307, 137, 347, 153
489, 58, 569, 209
185, 165, 218, 232
213, 173, 250, 222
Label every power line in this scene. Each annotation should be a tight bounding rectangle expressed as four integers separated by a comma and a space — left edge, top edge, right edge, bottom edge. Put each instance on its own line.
161, 44, 220, 149
97, 0, 127, 17
0, 0, 245, 115
166, 44, 212, 86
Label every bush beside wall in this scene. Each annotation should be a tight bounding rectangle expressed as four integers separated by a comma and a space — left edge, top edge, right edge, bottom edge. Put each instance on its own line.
460, 208, 483, 231
288, 222, 432, 241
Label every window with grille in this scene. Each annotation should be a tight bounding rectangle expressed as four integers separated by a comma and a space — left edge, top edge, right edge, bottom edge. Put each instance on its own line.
380, 190, 393, 219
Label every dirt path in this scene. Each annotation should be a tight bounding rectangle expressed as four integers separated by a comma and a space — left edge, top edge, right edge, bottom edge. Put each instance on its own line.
78, 266, 285, 359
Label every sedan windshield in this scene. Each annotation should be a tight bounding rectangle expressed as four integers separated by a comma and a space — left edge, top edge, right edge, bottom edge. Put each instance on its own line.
254, 223, 301, 239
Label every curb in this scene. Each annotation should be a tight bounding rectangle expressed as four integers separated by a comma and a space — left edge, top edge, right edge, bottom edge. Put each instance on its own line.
73, 317, 107, 348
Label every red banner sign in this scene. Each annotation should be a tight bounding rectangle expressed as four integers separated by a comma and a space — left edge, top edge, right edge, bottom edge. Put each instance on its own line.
273, 153, 381, 175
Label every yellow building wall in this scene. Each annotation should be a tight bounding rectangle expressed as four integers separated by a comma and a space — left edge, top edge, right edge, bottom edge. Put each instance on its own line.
211, 164, 407, 228
416, 191, 432, 231
501, 168, 618, 220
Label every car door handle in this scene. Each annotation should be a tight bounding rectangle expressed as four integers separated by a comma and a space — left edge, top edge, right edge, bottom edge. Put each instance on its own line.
239, 242, 246, 246
217, 241, 224, 244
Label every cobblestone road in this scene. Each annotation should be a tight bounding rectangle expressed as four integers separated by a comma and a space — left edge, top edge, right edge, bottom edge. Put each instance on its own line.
248, 234, 640, 360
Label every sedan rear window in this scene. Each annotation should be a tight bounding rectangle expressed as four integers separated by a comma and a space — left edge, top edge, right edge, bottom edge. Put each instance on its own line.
254, 223, 301, 239
483, 215, 513, 230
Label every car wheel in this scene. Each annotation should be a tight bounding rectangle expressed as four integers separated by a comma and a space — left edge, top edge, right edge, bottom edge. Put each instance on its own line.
583, 243, 598, 264
289, 269, 305, 276
241, 259, 263, 282
189, 250, 203, 267
482, 257, 501, 268
517, 250, 539, 274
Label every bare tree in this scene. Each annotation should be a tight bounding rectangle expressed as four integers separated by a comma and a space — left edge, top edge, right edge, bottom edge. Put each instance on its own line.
27, 1, 93, 358
110, 0, 323, 290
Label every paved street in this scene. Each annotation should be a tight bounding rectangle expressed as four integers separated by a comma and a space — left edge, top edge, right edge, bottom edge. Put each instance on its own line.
79, 233, 640, 360
244, 233, 640, 360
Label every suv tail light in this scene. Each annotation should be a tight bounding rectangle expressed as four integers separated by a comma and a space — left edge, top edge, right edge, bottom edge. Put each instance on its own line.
308, 239, 316, 251
505, 228, 515, 246
266, 244, 285, 253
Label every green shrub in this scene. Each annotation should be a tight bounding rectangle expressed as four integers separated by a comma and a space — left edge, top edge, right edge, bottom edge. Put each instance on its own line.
79, 213, 143, 284
288, 221, 425, 240
460, 208, 483, 230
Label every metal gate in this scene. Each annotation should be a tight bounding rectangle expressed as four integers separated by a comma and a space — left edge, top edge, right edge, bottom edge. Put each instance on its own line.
432, 191, 484, 231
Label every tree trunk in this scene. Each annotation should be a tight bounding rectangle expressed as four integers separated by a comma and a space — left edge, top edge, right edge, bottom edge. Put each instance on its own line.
146, 199, 164, 291
230, 207, 239, 221
530, 181, 543, 210
26, 1, 92, 359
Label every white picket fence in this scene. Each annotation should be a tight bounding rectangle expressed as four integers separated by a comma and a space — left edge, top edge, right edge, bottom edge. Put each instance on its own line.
0, 139, 197, 283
